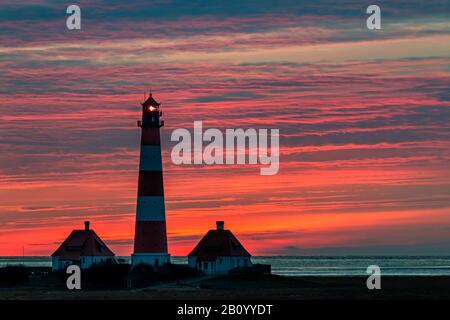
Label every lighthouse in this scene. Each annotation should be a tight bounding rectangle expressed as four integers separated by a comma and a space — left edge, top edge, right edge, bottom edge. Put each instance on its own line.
131, 93, 170, 267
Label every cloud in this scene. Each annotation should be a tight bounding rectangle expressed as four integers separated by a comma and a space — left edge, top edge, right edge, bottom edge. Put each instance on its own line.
0, 0, 449, 256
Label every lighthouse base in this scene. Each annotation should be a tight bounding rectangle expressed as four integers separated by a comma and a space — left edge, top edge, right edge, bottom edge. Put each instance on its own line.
131, 253, 170, 267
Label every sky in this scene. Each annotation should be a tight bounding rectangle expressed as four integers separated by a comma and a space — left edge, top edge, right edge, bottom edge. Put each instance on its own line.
0, 0, 449, 256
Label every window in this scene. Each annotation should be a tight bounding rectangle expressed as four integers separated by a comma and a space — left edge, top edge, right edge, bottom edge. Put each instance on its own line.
219, 258, 222, 264
203, 262, 208, 270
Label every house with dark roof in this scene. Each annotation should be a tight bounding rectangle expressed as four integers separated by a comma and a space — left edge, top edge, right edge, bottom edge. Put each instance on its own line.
188, 221, 252, 275
51, 221, 116, 270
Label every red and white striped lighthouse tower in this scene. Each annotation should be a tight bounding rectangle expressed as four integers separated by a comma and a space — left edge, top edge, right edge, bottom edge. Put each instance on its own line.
132, 93, 170, 266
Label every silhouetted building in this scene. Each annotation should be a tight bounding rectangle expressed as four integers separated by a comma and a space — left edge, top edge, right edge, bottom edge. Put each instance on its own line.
188, 221, 252, 274
51, 221, 115, 270
132, 93, 170, 267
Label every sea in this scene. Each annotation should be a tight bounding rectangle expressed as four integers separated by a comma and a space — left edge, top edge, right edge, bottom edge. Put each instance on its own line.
2, 256, 450, 276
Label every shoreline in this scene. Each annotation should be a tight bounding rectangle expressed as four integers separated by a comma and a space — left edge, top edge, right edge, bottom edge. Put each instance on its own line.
3, 256, 450, 278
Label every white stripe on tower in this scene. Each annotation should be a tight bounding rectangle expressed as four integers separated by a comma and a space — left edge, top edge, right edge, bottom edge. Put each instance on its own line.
136, 196, 166, 221
139, 145, 163, 171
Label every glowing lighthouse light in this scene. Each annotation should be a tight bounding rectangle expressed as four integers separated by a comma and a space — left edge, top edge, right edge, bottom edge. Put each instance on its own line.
148, 105, 156, 112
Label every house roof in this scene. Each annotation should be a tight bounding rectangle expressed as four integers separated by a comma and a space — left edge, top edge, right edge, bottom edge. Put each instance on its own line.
188, 227, 251, 261
51, 227, 115, 260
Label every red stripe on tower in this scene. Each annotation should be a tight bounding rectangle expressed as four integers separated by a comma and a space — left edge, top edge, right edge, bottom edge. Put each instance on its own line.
132, 93, 170, 267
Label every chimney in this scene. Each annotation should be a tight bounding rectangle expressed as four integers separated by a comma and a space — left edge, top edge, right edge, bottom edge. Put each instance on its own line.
84, 221, 90, 231
216, 221, 224, 230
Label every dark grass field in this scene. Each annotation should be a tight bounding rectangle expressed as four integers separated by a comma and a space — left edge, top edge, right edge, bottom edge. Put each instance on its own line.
1, 267, 450, 300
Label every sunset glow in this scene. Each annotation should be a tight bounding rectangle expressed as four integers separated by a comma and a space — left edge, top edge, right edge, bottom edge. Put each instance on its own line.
0, 0, 449, 257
